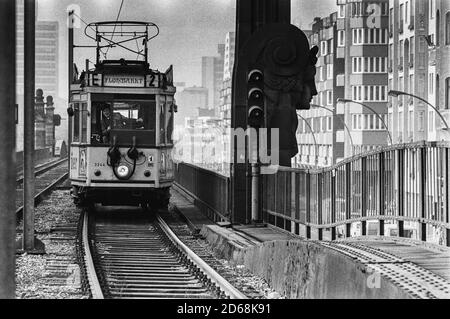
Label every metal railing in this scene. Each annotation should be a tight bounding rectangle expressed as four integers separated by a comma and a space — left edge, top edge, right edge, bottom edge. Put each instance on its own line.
263, 141, 450, 246
174, 142, 450, 246
174, 161, 230, 223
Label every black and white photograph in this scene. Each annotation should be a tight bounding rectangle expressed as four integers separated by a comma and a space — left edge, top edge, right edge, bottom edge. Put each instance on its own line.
0, 0, 450, 307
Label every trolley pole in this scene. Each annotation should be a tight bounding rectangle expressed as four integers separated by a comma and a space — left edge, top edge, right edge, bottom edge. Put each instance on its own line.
20, 0, 45, 254
0, 0, 16, 299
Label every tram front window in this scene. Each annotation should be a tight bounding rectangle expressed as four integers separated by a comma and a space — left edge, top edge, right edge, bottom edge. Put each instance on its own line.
92, 100, 156, 145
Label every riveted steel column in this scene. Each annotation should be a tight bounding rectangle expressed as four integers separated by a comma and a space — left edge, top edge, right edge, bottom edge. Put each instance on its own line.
379, 152, 385, 236
0, 0, 16, 299
420, 147, 427, 242
345, 163, 351, 237
361, 157, 367, 236
397, 149, 405, 237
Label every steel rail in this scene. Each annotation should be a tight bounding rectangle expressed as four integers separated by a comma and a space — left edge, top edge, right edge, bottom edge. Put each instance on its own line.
16, 158, 67, 184
156, 215, 247, 299
82, 211, 104, 299
16, 161, 69, 220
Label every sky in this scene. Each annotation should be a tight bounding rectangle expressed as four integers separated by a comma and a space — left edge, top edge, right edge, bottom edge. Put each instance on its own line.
37, 0, 337, 99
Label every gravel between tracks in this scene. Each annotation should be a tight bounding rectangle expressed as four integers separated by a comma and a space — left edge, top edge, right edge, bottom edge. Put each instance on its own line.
162, 207, 284, 299
15, 190, 89, 299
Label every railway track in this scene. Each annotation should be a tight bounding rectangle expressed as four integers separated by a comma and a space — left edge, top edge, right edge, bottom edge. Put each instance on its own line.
16, 158, 69, 220
81, 208, 246, 299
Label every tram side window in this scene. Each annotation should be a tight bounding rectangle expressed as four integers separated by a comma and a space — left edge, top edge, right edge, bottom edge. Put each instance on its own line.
81, 103, 88, 143
159, 96, 166, 144
73, 103, 80, 143
166, 98, 174, 144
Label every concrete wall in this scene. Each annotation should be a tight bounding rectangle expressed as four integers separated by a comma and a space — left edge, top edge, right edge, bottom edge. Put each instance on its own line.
201, 226, 412, 299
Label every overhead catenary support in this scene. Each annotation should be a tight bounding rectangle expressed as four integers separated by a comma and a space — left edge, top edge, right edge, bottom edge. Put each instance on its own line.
68, 10, 74, 159
0, 0, 16, 299
20, 0, 45, 254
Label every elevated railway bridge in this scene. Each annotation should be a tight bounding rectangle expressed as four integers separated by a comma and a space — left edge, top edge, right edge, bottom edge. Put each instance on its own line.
173, 141, 450, 298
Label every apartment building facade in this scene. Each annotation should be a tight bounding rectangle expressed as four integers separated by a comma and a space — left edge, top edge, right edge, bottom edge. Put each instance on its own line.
296, 13, 346, 167
388, 0, 450, 143
338, 0, 391, 158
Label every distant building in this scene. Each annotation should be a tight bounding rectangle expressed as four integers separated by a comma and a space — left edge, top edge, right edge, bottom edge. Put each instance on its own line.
201, 44, 224, 114
174, 86, 208, 127
220, 32, 235, 127
388, 0, 450, 143
16, 0, 59, 151
174, 116, 226, 173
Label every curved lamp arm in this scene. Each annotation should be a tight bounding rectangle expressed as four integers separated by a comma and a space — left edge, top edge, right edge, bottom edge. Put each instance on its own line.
337, 98, 393, 145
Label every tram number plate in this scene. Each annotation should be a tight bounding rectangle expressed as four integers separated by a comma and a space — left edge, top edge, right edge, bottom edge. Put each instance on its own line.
94, 163, 106, 167
147, 73, 162, 88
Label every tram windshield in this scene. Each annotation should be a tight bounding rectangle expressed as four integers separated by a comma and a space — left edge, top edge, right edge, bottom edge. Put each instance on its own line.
91, 100, 156, 145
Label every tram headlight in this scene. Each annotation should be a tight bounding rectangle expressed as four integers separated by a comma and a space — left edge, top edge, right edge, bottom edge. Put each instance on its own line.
116, 165, 130, 179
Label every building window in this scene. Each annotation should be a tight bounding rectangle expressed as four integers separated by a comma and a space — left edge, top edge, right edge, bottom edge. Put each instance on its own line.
430, 0, 435, 19
321, 41, 328, 56
446, 12, 450, 45
353, 57, 387, 73
327, 91, 333, 105
418, 111, 425, 131
327, 64, 333, 79
437, 10, 440, 46
429, 73, 434, 94
351, 85, 388, 102
339, 5, 345, 18
446, 77, 450, 109
338, 30, 345, 47
352, 28, 388, 45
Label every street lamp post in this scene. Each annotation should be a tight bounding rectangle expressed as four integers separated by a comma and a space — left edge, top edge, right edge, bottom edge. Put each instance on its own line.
297, 113, 319, 169
337, 98, 393, 145
310, 104, 355, 156
388, 90, 450, 133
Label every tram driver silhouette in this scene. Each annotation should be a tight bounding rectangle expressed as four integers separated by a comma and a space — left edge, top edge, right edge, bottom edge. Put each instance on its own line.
101, 104, 144, 143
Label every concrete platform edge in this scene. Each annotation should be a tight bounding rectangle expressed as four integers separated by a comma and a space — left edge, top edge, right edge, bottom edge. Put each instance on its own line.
200, 225, 413, 299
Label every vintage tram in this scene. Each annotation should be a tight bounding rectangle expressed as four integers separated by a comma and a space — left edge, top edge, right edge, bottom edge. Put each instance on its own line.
68, 21, 176, 209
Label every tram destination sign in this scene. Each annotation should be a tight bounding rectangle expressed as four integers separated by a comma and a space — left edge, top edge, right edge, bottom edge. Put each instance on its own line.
103, 75, 145, 88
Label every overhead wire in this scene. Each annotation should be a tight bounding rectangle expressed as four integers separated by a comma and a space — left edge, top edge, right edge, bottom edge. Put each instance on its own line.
105, 0, 125, 58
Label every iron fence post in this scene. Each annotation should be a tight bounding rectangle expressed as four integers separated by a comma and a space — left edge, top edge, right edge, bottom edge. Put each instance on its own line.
397, 149, 405, 237
379, 152, 385, 236
331, 171, 336, 240
361, 157, 367, 236
345, 163, 351, 237
318, 173, 323, 240
306, 173, 311, 239
445, 147, 449, 247
420, 146, 427, 242
294, 171, 299, 235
